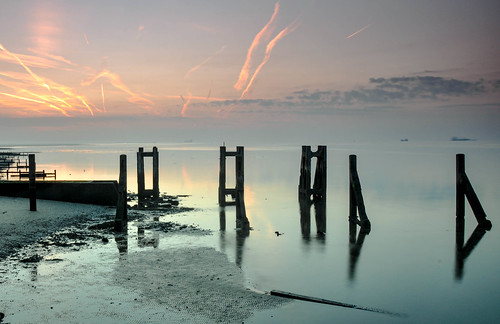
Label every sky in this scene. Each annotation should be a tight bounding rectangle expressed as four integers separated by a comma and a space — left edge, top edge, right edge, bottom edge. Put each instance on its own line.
1, 0, 499, 144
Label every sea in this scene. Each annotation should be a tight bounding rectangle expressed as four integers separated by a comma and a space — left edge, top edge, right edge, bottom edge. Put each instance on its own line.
2, 139, 500, 323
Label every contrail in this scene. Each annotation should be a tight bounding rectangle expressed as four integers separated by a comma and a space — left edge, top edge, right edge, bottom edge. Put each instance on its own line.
240, 20, 300, 99
346, 24, 371, 39
84, 33, 89, 45
0, 42, 50, 91
184, 45, 226, 79
101, 83, 106, 112
181, 93, 192, 117
82, 69, 153, 109
0, 42, 95, 116
233, 2, 279, 91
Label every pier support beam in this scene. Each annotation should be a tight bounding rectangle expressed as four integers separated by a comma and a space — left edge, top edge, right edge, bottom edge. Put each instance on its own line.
28, 154, 36, 211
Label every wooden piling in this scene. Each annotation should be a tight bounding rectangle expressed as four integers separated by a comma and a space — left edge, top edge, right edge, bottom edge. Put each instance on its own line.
349, 155, 371, 230
298, 145, 326, 200
115, 154, 127, 232
456, 153, 492, 231
28, 154, 36, 211
137, 147, 145, 201
152, 146, 159, 200
218, 146, 227, 206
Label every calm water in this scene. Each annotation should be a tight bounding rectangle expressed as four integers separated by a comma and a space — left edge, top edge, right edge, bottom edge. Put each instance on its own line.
6, 140, 500, 323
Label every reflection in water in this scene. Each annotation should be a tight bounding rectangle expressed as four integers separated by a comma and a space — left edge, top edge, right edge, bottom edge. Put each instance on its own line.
219, 205, 250, 268
30, 265, 38, 282
114, 233, 128, 260
299, 197, 326, 242
349, 224, 371, 281
137, 226, 160, 249
455, 224, 488, 280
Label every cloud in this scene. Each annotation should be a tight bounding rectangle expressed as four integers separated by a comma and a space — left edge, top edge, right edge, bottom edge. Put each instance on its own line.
367, 76, 486, 99
198, 75, 499, 114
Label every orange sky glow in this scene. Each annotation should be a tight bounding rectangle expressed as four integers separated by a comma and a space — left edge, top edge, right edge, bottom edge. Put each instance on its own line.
0, 0, 499, 143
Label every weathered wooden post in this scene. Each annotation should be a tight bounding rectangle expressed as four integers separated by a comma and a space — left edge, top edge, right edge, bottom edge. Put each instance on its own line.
456, 154, 492, 231
152, 146, 159, 200
349, 155, 371, 231
28, 154, 36, 211
137, 147, 145, 201
298, 145, 327, 200
115, 154, 127, 232
218, 146, 227, 206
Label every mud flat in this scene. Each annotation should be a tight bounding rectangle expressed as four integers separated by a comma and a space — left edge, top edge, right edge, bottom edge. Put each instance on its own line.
0, 197, 111, 260
0, 196, 287, 323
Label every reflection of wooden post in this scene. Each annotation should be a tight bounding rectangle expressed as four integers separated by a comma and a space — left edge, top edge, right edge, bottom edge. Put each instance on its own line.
115, 154, 127, 232
349, 155, 371, 230
219, 207, 226, 231
28, 154, 36, 211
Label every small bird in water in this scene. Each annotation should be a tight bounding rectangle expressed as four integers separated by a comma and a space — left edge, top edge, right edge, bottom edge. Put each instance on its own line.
275, 231, 284, 236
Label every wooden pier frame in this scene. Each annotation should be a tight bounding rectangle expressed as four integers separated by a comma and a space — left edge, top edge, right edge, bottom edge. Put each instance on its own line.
28, 154, 36, 211
218, 146, 249, 229
349, 155, 371, 231
137, 147, 159, 202
298, 145, 327, 200
115, 154, 127, 232
218, 146, 244, 207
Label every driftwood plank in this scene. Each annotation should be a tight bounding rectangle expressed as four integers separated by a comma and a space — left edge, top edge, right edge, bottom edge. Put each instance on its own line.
270, 290, 405, 317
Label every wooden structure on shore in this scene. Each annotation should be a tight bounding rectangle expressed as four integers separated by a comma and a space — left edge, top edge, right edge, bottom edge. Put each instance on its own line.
137, 147, 159, 203
298, 145, 327, 200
